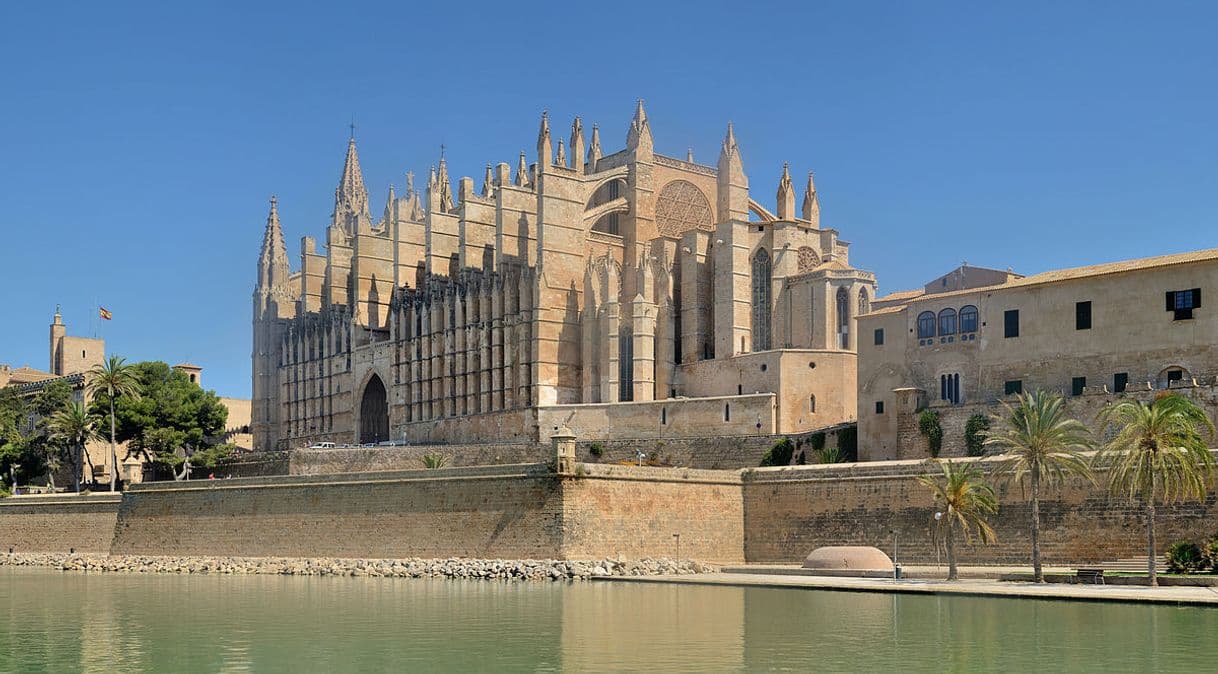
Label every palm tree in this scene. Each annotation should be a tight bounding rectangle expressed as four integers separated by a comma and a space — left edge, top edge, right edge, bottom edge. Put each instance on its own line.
48, 402, 97, 493
1098, 393, 1215, 586
918, 460, 999, 581
87, 356, 141, 491
984, 390, 1094, 582
420, 453, 449, 469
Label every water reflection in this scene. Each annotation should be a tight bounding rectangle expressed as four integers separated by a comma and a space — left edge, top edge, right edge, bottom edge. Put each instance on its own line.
1, 568, 1213, 672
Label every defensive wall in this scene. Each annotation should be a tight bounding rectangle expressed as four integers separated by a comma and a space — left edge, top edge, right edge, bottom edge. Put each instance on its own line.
106, 463, 744, 562
289, 427, 851, 475
0, 493, 121, 554
4, 455, 1216, 566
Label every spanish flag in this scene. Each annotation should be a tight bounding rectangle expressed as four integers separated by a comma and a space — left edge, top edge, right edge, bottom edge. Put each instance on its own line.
99, 307, 112, 321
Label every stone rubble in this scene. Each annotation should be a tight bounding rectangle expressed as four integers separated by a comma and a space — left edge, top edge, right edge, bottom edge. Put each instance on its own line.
0, 553, 715, 581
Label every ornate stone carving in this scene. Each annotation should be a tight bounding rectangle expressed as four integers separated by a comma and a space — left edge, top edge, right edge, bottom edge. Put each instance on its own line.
797, 246, 820, 272
655, 180, 713, 237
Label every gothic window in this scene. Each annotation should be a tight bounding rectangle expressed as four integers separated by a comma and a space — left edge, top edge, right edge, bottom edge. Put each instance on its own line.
938, 308, 958, 336
619, 327, 634, 401
940, 373, 962, 405
858, 288, 870, 316
959, 305, 979, 333
655, 180, 713, 237
836, 287, 849, 349
797, 246, 820, 272
751, 249, 772, 351
917, 311, 936, 339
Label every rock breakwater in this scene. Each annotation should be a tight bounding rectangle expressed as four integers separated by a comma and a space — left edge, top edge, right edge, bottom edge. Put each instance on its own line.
1, 553, 715, 581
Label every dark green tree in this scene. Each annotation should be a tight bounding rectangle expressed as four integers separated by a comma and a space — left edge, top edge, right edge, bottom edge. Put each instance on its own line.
90, 361, 230, 478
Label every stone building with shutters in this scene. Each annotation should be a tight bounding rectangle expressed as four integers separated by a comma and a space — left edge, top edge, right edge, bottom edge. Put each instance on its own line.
252, 102, 876, 451
856, 250, 1218, 460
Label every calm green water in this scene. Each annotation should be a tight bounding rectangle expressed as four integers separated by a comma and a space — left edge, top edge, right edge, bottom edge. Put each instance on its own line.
0, 568, 1213, 673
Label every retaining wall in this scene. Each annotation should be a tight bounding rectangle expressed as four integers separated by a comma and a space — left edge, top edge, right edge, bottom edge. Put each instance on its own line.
0, 493, 121, 553
742, 457, 1218, 565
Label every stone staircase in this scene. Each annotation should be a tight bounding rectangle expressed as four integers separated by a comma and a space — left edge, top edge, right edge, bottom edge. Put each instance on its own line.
1096, 556, 1168, 574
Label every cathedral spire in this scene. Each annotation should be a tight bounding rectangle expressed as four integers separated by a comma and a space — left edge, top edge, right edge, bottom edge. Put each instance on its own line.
626, 99, 652, 153
776, 162, 795, 220
536, 110, 552, 169
332, 136, 370, 233
802, 171, 820, 226
258, 196, 291, 291
587, 124, 602, 173
482, 163, 494, 197
555, 139, 566, 167
515, 151, 530, 188
380, 184, 396, 230
405, 170, 416, 199
716, 122, 748, 222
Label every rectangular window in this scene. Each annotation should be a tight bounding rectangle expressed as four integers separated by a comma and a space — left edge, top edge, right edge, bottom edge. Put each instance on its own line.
875, 401, 885, 414
1004, 380, 1023, 396
1004, 309, 1020, 338
1167, 288, 1201, 320
1167, 369, 1184, 383
1113, 372, 1128, 393
1072, 376, 1086, 396
874, 328, 884, 346
1075, 301, 1091, 330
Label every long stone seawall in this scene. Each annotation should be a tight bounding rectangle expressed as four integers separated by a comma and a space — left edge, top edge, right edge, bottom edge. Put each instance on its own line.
105, 463, 744, 562
110, 465, 566, 560
742, 457, 1218, 565
0, 493, 121, 553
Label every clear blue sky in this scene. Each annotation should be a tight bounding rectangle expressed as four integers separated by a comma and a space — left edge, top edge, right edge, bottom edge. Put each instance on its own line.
2, 1, 1215, 399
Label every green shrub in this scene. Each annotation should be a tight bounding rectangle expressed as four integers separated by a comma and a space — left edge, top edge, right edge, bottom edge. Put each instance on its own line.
809, 433, 826, 451
1204, 536, 1218, 574
918, 410, 943, 458
816, 445, 845, 464
588, 442, 604, 458
420, 453, 449, 470
1167, 541, 1207, 574
836, 427, 858, 462
964, 414, 991, 457
759, 437, 795, 467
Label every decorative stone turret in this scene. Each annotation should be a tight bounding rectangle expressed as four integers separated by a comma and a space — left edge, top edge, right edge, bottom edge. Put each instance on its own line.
776, 163, 795, 220
536, 111, 552, 171
625, 99, 652, 156
716, 122, 748, 222
802, 171, 820, 226
587, 124, 602, 173
569, 117, 585, 174
515, 151, 530, 188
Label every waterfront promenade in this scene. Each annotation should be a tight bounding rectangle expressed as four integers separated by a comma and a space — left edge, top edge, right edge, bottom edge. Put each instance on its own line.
603, 571, 1218, 606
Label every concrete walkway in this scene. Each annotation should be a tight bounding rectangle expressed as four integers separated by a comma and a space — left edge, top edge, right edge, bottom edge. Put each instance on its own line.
600, 572, 1218, 606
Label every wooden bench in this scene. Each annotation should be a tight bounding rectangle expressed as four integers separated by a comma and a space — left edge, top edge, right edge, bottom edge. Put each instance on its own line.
1076, 568, 1105, 585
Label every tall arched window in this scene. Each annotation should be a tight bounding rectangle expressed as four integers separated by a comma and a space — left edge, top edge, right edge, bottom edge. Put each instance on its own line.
959, 305, 979, 334
858, 288, 870, 316
751, 248, 772, 351
836, 287, 850, 349
938, 308, 958, 336
917, 311, 936, 339
619, 326, 634, 401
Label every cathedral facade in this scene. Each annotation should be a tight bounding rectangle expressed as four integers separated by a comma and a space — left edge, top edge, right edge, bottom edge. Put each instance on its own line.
252, 103, 876, 451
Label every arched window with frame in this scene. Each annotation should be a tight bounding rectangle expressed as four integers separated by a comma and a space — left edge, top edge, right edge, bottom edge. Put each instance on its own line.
917, 311, 936, 339
959, 305, 979, 334
938, 308, 958, 336
836, 287, 850, 349
751, 248, 772, 351
858, 287, 870, 316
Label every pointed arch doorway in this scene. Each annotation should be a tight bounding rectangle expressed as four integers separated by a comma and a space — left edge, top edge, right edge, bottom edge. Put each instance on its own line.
359, 374, 389, 444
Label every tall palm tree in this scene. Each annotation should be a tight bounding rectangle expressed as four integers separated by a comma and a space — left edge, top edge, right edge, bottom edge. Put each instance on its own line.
1098, 393, 1215, 586
918, 460, 999, 581
87, 356, 141, 491
48, 402, 97, 493
984, 390, 1094, 582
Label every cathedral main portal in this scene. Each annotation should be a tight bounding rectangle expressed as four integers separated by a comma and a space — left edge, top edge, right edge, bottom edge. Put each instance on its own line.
359, 374, 389, 444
